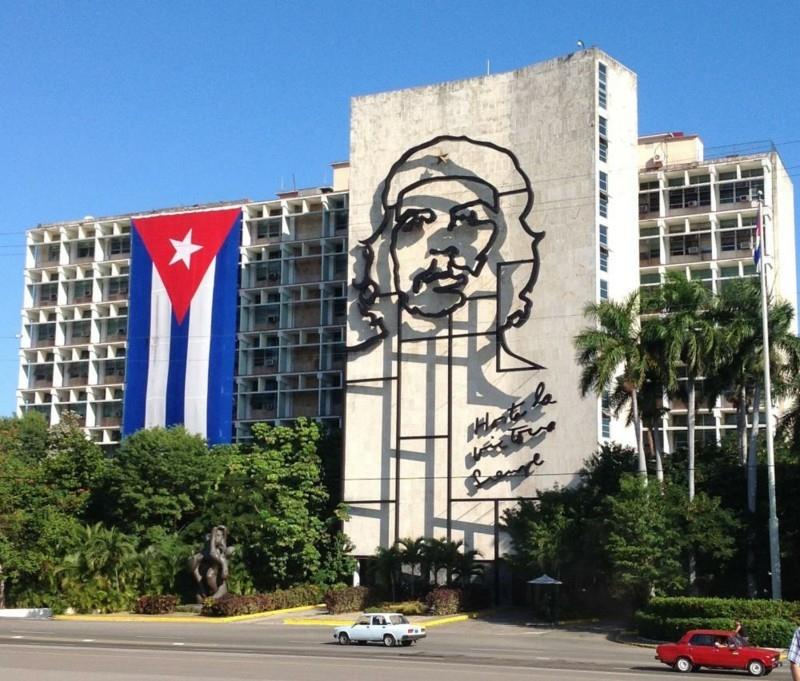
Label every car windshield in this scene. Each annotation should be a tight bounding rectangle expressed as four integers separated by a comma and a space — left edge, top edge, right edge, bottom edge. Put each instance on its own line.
389, 615, 409, 625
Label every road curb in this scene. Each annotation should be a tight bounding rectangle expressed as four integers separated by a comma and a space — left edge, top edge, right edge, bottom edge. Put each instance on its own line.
284, 612, 476, 628
54, 603, 322, 624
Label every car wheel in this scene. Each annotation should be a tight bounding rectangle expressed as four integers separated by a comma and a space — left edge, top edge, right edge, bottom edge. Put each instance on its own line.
401, 641, 412, 647
337, 632, 350, 645
747, 660, 766, 676
674, 657, 692, 673
383, 634, 396, 647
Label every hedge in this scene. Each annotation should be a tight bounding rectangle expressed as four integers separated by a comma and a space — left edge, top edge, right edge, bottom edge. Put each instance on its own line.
643, 597, 800, 621
323, 586, 372, 614
635, 597, 800, 648
426, 587, 463, 616
133, 594, 179, 615
200, 584, 323, 617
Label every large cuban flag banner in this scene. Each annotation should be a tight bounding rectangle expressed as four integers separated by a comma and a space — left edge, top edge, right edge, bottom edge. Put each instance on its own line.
123, 207, 241, 444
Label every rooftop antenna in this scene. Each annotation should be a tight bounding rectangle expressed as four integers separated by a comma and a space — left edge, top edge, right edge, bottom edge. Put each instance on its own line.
576, 40, 585, 49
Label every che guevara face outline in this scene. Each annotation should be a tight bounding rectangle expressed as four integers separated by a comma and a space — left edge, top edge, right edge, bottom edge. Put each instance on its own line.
388, 176, 502, 318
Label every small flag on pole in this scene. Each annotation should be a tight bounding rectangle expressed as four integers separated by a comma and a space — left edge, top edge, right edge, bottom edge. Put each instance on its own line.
753, 205, 763, 271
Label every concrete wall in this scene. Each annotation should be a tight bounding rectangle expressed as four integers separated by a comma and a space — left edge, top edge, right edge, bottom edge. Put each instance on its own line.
344, 49, 638, 558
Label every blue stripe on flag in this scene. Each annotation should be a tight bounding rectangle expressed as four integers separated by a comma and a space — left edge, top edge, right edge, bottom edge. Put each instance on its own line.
123, 227, 152, 437
165, 311, 190, 427
207, 214, 241, 444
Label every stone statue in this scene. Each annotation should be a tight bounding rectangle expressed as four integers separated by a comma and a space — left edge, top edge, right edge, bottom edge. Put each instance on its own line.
189, 525, 234, 602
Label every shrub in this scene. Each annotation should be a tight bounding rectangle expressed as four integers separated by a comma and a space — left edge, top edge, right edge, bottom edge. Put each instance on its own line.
643, 596, 800, 621
426, 587, 463, 616
134, 594, 179, 615
323, 585, 371, 614
635, 596, 800, 648
200, 584, 323, 617
366, 601, 427, 616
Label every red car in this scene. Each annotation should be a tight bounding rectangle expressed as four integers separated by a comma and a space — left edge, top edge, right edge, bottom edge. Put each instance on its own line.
655, 629, 782, 676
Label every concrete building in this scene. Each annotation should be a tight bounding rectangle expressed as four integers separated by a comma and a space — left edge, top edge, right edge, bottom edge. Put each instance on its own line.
16, 50, 797, 584
18, 170, 350, 446
638, 133, 796, 451
342, 49, 639, 568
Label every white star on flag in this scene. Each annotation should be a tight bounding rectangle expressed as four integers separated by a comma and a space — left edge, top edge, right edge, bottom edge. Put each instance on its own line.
169, 229, 203, 268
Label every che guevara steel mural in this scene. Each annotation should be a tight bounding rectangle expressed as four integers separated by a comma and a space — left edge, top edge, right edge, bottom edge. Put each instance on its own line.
345, 135, 558, 547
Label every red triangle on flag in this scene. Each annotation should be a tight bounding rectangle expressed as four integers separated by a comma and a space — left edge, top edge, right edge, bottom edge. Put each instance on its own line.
133, 208, 241, 324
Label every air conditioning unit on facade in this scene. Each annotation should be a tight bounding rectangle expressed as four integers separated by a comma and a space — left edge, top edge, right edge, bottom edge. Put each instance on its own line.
265, 358, 276, 367
738, 194, 751, 202
687, 200, 699, 207
687, 246, 700, 255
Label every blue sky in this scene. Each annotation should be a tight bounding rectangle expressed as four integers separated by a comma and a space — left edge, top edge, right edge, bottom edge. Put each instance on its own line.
1, 0, 799, 416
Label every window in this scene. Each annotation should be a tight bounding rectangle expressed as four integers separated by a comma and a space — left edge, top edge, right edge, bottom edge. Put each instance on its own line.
599, 279, 608, 300
599, 171, 608, 193
639, 238, 660, 264
599, 195, 608, 218
599, 138, 608, 163
598, 62, 607, 109
601, 391, 611, 438
599, 224, 608, 247
599, 224, 608, 272
668, 180, 711, 210
598, 115, 607, 138
256, 218, 281, 240
108, 236, 130, 256
76, 240, 94, 260
719, 175, 764, 204
106, 276, 129, 299
37, 282, 58, 305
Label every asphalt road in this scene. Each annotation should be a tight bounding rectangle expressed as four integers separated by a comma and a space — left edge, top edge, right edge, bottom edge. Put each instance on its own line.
0, 614, 760, 680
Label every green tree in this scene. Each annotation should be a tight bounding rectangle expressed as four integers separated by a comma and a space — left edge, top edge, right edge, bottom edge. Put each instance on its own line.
604, 475, 684, 604
373, 542, 404, 601
98, 426, 224, 533
398, 537, 426, 598
575, 292, 648, 480
645, 272, 717, 502
196, 419, 331, 590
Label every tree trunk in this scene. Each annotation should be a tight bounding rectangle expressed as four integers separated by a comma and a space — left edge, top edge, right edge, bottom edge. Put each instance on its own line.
747, 383, 761, 514
687, 381, 696, 502
687, 381, 696, 589
653, 419, 665, 485
631, 388, 647, 484
737, 385, 748, 466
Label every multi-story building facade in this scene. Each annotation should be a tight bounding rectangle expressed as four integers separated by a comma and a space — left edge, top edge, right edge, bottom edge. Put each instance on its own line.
18, 165, 350, 446
16, 51, 797, 502
637, 133, 797, 451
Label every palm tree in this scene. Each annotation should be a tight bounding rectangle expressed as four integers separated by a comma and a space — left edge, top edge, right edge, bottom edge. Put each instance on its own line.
373, 543, 403, 601
420, 537, 450, 587
452, 547, 484, 590
398, 537, 425, 598
644, 272, 718, 502
575, 292, 648, 481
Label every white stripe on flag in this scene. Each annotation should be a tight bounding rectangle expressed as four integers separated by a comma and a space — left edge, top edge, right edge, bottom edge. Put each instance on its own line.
184, 258, 216, 439
145, 267, 172, 428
